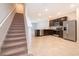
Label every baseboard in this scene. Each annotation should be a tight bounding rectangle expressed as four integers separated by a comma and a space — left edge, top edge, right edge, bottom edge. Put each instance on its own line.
0, 8, 16, 54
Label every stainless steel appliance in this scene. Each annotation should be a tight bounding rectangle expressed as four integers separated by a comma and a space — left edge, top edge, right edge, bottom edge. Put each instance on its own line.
63, 20, 77, 42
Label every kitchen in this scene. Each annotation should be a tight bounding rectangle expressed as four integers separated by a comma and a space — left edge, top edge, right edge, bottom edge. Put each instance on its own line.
35, 16, 77, 42
26, 3, 79, 55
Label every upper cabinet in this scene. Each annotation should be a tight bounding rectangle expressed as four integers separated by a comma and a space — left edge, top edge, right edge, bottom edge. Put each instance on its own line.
49, 17, 67, 27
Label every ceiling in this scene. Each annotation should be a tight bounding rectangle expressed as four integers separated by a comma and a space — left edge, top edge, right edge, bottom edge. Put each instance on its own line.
26, 3, 79, 20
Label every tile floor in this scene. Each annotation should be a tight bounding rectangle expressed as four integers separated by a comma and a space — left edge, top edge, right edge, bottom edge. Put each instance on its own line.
31, 36, 79, 56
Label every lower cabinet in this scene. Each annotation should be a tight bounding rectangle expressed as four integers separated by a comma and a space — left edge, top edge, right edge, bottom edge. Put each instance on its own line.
35, 30, 40, 36
53, 30, 63, 38
35, 29, 53, 36
35, 29, 63, 37
43, 30, 53, 35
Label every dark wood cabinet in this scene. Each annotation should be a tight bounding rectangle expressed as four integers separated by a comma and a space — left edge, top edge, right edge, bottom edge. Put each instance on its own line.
43, 29, 53, 35
49, 16, 67, 27
49, 16, 67, 38
35, 29, 54, 36
53, 30, 63, 38
35, 30, 40, 36
35, 29, 63, 37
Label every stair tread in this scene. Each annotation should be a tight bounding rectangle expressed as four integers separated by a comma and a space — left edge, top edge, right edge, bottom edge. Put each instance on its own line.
6, 36, 26, 41
1, 13, 27, 56
6, 33, 25, 38
7, 33, 25, 36
4, 38, 26, 44
11, 24, 24, 26
11, 25, 24, 27
9, 29, 24, 30
10, 27, 24, 28
9, 29, 24, 31
2, 46, 26, 56
8, 30, 25, 33
8, 31, 25, 34
2, 43, 27, 52
3, 41, 26, 48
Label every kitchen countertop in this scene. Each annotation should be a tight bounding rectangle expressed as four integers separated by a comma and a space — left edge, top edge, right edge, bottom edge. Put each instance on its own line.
35, 26, 63, 31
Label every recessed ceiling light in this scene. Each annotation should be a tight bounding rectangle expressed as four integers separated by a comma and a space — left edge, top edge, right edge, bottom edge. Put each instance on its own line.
48, 16, 52, 19
45, 8, 48, 12
70, 4, 76, 8
57, 12, 61, 15
48, 16, 52, 18
38, 13, 41, 16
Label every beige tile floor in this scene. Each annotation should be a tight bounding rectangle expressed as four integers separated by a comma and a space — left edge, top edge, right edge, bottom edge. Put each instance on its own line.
31, 36, 79, 56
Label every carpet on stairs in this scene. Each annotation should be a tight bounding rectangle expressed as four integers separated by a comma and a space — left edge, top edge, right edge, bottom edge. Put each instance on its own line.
1, 13, 28, 56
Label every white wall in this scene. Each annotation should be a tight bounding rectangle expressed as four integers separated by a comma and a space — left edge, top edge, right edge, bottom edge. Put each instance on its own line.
0, 3, 16, 54
31, 11, 76, 31
66, 11, 76, 20
30, 18, 49, 37
30, 11, 76, 37
76, 8, 79, 43
51, 11, 76, 21
0, 4, 15, 24
16, 4, 24, 14
31, 19, 49, 29
24, 4, 33, 54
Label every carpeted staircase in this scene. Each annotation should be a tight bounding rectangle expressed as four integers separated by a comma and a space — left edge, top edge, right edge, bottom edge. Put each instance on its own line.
1, 13, 28, 56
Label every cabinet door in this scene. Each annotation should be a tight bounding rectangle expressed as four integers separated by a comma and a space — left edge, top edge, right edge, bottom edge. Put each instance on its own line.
35, 30, 40, 36
49, 20, 54, 26
43, 30, 53, 35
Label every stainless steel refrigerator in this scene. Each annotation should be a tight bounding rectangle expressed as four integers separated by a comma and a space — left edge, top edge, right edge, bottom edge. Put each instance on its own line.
63, 20, 77, 42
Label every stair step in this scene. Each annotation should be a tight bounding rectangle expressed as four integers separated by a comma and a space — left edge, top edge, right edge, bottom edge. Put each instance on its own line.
12, 24, 24, 25
2, 43, 27, 52
13, 20, 24, 21
6, 33, 25, 38
2, 42, 27, 51
12, 24, 24, 26
9, 29, 24, 31
11, 25, 24, 27
1, 13, 27, 56
8, 31, 25, 34
3, 41, 26, 48
12, 21, 24, 23
10, 26, 24, 28
4, 37, 26, 44
12, 22, 24, 23
8, 30, 25, 33
2, 46, 26, 56
10, 27, 24, 30
5, 36, 26, 41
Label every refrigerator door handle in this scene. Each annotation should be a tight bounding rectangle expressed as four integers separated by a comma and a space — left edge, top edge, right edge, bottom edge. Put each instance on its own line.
66, 24, 68, 34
